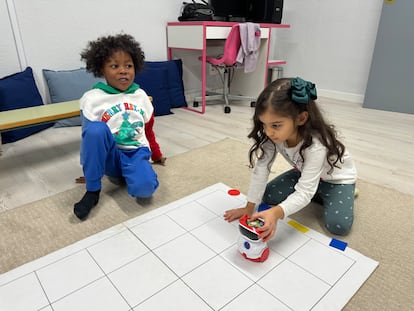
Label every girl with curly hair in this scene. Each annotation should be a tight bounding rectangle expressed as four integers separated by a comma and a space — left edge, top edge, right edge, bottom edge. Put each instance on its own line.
74, 33, 164, 220
224, 77, 357, 238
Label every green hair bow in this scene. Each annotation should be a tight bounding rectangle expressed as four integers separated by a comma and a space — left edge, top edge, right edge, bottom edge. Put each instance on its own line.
291, 77, 317, 104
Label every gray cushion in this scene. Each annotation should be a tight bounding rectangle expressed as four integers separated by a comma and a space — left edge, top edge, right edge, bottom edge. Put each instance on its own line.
43, 68, 104, 127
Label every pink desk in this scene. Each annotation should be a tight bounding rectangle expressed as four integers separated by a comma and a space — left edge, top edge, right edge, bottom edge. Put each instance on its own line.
167, 21, 290, 114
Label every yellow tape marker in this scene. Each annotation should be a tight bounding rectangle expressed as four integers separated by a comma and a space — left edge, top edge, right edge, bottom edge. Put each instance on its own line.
287, 220, 309, 233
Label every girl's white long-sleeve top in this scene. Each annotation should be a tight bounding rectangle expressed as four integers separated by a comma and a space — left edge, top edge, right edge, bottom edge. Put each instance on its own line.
246, 138, 357, 217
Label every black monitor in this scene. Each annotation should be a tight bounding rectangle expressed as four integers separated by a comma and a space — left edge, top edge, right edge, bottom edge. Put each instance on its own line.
209, 0, 283, 24
209, 0, 249, 22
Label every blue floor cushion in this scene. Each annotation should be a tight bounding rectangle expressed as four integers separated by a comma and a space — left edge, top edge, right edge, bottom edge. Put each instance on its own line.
0, 67, 53, 144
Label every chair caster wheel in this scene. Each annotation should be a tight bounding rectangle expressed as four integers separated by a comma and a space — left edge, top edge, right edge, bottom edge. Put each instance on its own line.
193, 101, 199, 107
250, 101, 256, 107
224, 106, 231, 113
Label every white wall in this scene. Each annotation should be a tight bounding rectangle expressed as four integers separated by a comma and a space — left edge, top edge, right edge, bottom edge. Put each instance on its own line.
0, 0, 21, 77
1, 0, 383, 104
273, 0, 383, 102
1, 0, 184, 102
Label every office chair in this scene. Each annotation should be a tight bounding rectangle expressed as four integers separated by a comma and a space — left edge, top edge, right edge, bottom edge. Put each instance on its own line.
193, 24, 257, 113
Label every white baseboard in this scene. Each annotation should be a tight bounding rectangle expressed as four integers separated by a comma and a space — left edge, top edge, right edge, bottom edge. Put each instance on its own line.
318, 89, 364, 104
186, 88, 365, 105
185, 89, 222, 100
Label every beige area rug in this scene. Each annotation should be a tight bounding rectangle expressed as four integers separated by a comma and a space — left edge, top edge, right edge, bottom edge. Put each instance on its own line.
0, 138, 413, 310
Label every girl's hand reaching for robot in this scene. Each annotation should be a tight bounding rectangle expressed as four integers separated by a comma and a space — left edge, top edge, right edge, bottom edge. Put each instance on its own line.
250, 205, 284, 242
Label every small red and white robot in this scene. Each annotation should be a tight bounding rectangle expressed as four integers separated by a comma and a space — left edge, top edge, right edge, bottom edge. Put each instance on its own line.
237, 214, 269, 262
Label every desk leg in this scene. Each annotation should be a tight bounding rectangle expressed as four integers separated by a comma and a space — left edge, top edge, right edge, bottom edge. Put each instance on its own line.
168, 47, 205, 114
183, 47, 207, 114
200, 47, 207, 114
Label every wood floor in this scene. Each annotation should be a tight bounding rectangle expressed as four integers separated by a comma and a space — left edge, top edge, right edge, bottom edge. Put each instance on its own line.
1, 98, 413, 212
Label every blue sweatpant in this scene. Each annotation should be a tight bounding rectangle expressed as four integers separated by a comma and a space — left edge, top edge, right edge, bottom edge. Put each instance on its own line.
259, 169, 355, 235
81, 122, 159, 198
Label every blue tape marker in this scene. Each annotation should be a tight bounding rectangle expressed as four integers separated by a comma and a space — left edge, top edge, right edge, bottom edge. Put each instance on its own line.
257, 203, 271, 212
329, 238, 348, 251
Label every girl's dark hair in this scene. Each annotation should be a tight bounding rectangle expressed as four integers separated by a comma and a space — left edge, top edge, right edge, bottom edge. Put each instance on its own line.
80, 33, 145, 77
248, 78, 345, 174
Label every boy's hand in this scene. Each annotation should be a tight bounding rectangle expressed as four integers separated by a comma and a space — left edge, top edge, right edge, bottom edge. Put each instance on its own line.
152, 157, 167, 166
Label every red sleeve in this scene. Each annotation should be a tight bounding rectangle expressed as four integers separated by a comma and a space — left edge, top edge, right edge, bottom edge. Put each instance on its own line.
145, 113, 163, 161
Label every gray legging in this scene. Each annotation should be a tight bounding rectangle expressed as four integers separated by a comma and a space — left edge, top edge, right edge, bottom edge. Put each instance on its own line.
259, 169, 355, 235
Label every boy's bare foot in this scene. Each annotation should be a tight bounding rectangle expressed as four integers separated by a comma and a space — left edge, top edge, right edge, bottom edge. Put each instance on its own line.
75, 176, 86, 184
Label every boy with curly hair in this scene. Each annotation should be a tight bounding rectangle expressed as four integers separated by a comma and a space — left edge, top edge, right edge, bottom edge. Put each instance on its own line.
74, 33, 165, 220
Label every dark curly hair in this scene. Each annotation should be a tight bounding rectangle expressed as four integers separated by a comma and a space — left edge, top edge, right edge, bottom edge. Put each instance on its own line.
248, 78, 345, 174
80, 33, 145, 77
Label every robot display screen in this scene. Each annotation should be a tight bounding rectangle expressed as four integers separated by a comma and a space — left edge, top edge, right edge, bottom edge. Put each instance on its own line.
238, 215, 264, 240
238, 223, 260, 240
